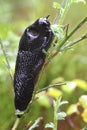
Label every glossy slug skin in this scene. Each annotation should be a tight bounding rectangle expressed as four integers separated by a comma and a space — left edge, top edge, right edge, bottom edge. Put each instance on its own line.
14, 17, 53, 111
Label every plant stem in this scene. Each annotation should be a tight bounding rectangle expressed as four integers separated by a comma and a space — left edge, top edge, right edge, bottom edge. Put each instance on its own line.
11, 118, 21, 130
60, 34, 87, 51
59, 0, 71, 25
29, 117, 43, 130
36, 82, 66, 93
45, 17, 87, 66
65, 24, 69, 37
53, 106, 57, 130
53, 0, 66, 24
0, 39, 13, 81
58, 17, 87, 50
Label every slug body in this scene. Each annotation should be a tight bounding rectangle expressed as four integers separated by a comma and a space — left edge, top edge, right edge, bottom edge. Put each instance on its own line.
14, 17, 53, 112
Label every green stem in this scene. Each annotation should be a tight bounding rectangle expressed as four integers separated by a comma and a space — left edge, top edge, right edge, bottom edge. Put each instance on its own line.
65, 24, 69, 37
0, 39, 13, 81
58, 17, 87, 51
53, 0, 66, 24
60, 34, 87, 51
59, 0, 71, 25
53, 106, 57, 130
11, 118, 21, 130
36, 82, 66, 93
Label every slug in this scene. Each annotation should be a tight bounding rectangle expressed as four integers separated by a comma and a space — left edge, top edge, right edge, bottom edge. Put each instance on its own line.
14, 16, 53, 114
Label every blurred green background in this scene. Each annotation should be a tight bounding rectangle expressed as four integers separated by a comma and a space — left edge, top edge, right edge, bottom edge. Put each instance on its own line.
0, 0, 87, 130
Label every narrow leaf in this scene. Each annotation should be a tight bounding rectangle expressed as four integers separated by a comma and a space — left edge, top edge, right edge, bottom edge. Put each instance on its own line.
59, 101, 68, 107
29, 117, 42, 130
45, 122, 54, 128
56, 112, 66, 120
53, 2, 62, 10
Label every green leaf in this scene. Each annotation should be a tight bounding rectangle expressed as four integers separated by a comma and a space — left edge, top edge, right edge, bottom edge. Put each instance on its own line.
51, 24, 64, 40
53, 97, 68, 109
53, 2, 62, 10
45, 122, 54, 128
59, 101, 68, 107
29, 117, 42, 130
56, 112, 66, 120
53, 97, 61, 109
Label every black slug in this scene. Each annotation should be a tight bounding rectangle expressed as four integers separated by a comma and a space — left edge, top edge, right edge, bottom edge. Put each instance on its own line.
14, 16, 53, 113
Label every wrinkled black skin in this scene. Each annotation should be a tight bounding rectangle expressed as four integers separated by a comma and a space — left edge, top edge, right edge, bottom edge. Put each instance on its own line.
14, 17, 53, 112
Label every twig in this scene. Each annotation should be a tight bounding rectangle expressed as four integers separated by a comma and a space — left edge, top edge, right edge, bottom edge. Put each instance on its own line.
60, 34, 87, 51
53, 0, 66, 24
65, 24, 69, 37
26, 83, 66, 115
45, 17, 87, 66
11, 118, 21, 130
28, 117, 43, 130
59, 0, 71, 25
57, 17, 87, 50
36, 82, 66, 94
0, 38, 13, 81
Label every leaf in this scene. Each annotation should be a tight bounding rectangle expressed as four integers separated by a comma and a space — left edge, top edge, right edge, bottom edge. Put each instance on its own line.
51, 24, 64, 40
29, 117, 42, 130
56, 112, 66, 120
53, 97, 61, 109
53, 97, 68, 111
59, 101, 68, 107
53, 2, 62, 10
45, 122, 54, 128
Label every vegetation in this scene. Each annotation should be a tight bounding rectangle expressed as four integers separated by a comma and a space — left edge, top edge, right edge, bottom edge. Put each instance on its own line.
0, 0, 87, 130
